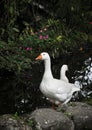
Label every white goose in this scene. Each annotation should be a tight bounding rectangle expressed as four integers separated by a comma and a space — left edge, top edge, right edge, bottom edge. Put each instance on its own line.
36, 52, 80, 105
60, 64, 69, 83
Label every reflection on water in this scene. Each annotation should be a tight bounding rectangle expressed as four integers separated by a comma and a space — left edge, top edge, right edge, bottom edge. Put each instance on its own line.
0, 50, 92, 114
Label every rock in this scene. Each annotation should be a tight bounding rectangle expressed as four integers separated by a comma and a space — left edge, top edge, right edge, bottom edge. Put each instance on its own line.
0, 114, 32, 130
65, 102, 92, 130
0, 102, 92, 130
24, 108, 74, 130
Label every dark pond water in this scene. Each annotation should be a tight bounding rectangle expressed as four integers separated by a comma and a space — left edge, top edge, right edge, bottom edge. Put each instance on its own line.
0, 49, 92, 115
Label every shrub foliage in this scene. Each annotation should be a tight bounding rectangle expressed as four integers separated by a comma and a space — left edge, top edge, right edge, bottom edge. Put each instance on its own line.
0, 0, 92, 73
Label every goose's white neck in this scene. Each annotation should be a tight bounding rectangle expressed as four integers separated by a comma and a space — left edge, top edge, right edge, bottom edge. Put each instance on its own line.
60, 66, 69, 82
61, 68, 66, 77
43, 58, 53, 78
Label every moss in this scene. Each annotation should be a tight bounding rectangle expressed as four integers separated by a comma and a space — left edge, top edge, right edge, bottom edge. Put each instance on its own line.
27, 118, 38, 130
64, 112, 73, 120
83, 98, 92, 106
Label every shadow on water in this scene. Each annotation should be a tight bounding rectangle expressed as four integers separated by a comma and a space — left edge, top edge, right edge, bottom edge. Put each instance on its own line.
0, 49, 92, 114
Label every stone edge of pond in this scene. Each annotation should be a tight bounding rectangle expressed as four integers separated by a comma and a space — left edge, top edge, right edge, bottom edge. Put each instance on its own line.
0, 102, 92, 130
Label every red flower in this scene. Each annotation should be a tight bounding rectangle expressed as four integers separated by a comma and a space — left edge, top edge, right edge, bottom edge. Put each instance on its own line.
89, 22, 92, 24
40, 30, 43, 33
44, 28, 47, 31
39, 35, 43, 40
26, 47, 32, 51
45, 35, 49, 39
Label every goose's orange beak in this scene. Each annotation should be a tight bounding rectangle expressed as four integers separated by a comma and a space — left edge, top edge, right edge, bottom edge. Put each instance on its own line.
35, 54, 42, 60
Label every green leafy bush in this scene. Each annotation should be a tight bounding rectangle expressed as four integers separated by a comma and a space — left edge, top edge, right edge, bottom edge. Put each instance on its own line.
0, 41, 32, 75
0, 0, 91, 74
19, 19, 88, 57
